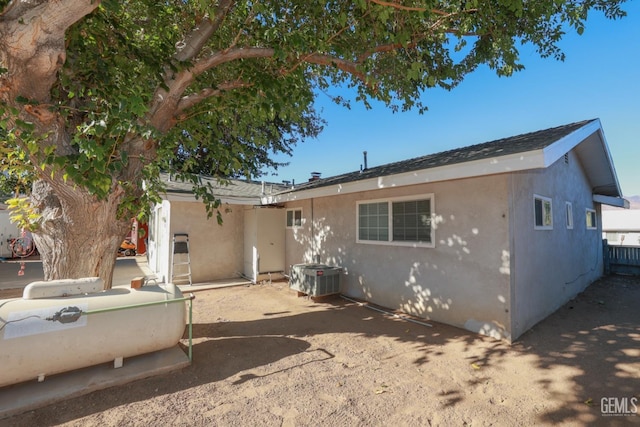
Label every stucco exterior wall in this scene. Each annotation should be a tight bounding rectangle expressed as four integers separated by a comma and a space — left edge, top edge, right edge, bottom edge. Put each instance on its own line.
168, 201, 245, 283
509, 150, 603, 339
284, 174, 513, 340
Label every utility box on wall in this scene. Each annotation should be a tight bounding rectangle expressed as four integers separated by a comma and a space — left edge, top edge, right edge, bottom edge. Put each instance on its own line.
289, 263, 341, 297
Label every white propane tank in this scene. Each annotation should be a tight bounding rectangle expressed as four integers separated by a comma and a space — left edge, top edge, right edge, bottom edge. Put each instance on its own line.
0, 278, 187, 388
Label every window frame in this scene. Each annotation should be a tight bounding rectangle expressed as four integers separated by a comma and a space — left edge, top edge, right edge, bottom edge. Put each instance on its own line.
286, 208, 303, 229
356, 194, 435, 248
533, 194, 553, 230
565, 202, 573, 229
586, 208, 597, 230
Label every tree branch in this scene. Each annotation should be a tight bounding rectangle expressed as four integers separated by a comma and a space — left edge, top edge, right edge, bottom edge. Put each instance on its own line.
148, 0, 235, 130
368, 0, 429, 13
226, 2, 258, 51
0, 0, 99, 102
176, 80, 253, 114
304, 53, 369, 82
148, 47, 275, 131
1, 0, 98, 28
150, 46, 379, 131
174, 0, 235, 62
367, 0, 477, 16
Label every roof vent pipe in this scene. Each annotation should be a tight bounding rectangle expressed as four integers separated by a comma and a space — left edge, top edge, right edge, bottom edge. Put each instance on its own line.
309, 172, 321, 182
363, 151, 368, 171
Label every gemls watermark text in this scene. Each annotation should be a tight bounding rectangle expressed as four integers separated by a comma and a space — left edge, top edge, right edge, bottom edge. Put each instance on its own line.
601, 397, 638, 417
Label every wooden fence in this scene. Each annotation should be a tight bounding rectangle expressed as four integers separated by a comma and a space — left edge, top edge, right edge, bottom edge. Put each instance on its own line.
603, 240, 640, 275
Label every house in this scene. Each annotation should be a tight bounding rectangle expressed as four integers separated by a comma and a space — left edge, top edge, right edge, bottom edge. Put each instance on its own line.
149, 118, 627, 342
602, 209, 640, 246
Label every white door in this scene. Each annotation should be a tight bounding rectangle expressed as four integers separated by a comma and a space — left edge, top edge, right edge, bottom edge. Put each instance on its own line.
256, 208, 285, 273
243, 207, 285, 281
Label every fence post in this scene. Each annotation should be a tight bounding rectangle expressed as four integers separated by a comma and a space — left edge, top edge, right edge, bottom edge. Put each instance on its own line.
603, 239, 610, 275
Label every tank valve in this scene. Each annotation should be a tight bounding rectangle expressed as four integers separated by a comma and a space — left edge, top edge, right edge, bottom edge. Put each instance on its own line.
46, 306, 83, 324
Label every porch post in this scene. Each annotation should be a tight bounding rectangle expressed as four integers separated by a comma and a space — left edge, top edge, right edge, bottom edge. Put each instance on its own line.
602, 239, 610, 275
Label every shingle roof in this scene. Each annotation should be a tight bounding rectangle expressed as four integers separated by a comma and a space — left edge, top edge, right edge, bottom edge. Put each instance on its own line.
281, 119, 595, 193
160, 173, 288, 199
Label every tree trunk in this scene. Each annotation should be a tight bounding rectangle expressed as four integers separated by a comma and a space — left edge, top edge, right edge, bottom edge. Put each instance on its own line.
30, 179, 132, 289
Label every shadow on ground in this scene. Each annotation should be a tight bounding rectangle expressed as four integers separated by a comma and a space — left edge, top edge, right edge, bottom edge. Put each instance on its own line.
2, 275, 638, 426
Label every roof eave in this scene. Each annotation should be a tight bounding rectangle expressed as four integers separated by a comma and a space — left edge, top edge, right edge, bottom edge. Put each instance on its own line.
161, 191, 261, 205
593, 194, 630, 209
264, 150, 547, 203
594, 125, 625, 197
541, 119, 602, 166
545, 119, 623, 198
264, 119, 626, 205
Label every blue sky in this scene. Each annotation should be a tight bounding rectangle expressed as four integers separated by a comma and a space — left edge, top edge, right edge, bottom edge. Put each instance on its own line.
269, 2, 640, 197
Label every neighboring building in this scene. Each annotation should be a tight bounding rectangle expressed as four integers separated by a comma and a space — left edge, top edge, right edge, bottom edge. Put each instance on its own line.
602, 209, 640, 246
150, 119, 627, 342
0, 204, 21, 259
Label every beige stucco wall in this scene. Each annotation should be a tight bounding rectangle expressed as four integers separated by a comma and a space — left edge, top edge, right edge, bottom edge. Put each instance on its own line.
284, 174, 513, 340
509, 151, 603, 338
168, 201, 245, 282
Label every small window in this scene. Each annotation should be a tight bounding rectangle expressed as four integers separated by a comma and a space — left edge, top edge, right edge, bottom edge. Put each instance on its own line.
565, 202, 573, 229
534, 195, 553, 230
357, 195, 434, 247
286, 208, 302, 228
586, 209, 597, 229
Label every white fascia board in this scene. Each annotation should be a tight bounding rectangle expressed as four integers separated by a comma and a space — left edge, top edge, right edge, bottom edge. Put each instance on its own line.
543, 119, 623, 197
265, 150, 546, 203
541, 119, 602, 167
160, 192, 194, 202
594, 124, 624, 196
218, 196, 262, 205
593, 194, 630, 209
162, 192, 260, 205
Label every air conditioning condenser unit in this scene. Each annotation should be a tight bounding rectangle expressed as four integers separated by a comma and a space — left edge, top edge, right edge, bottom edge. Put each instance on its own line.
289, 264, 341, 297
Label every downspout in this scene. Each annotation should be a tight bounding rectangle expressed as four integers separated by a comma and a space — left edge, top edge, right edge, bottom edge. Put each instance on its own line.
507, 174, 517, 340
311, 198, 318, 263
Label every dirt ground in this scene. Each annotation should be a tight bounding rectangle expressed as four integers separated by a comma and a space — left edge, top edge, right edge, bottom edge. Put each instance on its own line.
1, 275, 638, 426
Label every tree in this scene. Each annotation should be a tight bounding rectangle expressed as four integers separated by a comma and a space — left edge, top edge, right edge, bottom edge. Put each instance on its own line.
0, 149, 32, 200
0, 0, 626, 288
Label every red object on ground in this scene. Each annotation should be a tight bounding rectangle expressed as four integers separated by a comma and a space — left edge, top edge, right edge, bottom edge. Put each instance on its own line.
136, 222, 148, 255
